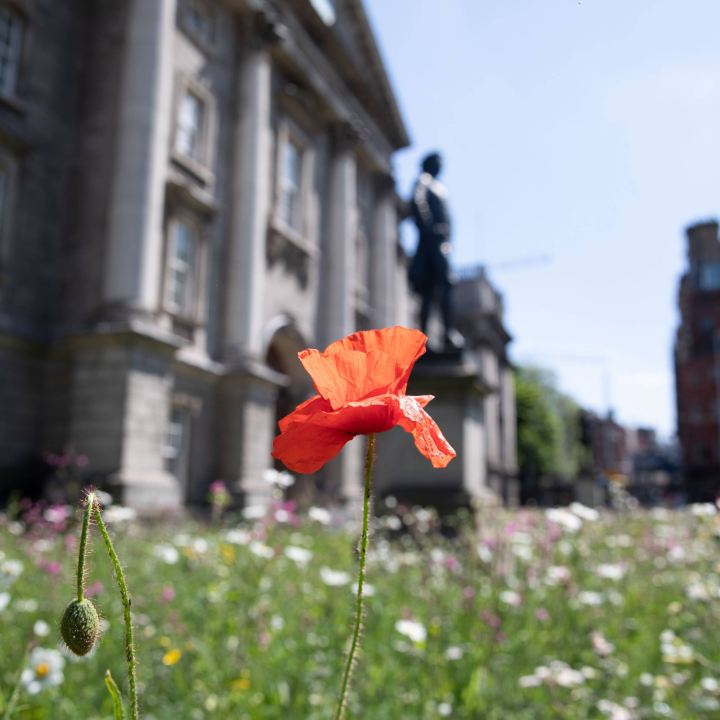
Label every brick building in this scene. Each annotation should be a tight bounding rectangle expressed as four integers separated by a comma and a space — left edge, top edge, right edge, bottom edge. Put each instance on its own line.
674, 220, 720, 501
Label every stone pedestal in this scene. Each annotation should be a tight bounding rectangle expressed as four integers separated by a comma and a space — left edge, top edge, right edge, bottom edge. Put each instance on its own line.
374, 350, 497, 511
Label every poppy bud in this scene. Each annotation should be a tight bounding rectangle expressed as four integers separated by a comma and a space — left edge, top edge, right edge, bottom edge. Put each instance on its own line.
60, 598, 100, 656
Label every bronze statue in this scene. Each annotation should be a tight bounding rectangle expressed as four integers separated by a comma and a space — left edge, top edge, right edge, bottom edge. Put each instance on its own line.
409, 152, 463, 351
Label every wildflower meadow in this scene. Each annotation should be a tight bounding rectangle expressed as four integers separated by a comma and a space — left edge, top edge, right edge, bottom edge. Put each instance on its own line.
1, 497, 720, 719
2, 328, 720, 719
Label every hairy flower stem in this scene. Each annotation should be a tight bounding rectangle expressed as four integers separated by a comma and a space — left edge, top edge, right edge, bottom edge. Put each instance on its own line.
76, 492, 94, 602
334, 433, 376, 720
93, 502, 139, 720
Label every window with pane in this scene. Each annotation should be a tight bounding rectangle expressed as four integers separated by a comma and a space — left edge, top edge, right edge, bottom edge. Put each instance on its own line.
166, 221, 199, 317
0, 6, 22, 98
278, 138, 303, 231
700, 262, 720, 291
163, 406, 190, 482
183, 0, 215, 46
175, 90, 205, 162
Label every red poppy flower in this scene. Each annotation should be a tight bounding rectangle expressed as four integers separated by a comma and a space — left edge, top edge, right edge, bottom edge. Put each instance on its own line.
272, 326, 456, 474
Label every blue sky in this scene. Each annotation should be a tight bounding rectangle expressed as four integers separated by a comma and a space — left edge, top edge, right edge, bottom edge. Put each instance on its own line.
365, 0, 720, 438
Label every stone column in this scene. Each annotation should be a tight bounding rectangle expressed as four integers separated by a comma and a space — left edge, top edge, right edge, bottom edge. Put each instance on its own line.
225, 14, 279, 359
370, 173, 397, 329
103, 0, 176, 317
315, 123, 362, 504
322, 122, 358, 345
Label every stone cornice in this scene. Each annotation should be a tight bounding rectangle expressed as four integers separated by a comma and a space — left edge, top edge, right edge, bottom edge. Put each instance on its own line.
223, 353, 290, 389
282, 0, 409, 151
270, 6, 395, 174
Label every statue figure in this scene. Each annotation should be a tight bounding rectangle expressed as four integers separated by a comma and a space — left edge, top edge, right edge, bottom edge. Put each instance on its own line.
409, 152, 463, 351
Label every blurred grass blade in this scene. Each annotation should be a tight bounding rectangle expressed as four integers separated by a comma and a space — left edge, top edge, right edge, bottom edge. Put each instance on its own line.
104, 670, 125, 720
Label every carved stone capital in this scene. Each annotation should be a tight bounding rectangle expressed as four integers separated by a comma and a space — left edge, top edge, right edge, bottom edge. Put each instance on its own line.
373, 171, 396, 196
329, 121, 360, 153
242, 9, 287, 51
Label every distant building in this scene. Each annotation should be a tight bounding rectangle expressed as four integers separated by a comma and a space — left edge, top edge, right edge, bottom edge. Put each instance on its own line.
0, 0, 515, 512
674, 220, 720, 501
454, 266, 518, 504
576, 412, 678, 507
587, 410, 629, 479
626, 428, 680, 506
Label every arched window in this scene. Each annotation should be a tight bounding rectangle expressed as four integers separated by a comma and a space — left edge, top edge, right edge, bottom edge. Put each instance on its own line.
0, 4, 23, 99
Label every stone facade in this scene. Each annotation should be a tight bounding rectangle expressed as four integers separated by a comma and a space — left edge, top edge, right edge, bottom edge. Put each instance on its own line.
453, 266, 519, 504
0, 0, 414, 509
0, 0, 515, 512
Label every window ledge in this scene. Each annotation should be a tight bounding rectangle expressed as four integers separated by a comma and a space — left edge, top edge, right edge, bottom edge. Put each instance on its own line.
162, 308, 202, 337
166, 169, 219, 216
269, 216, 317, 258
170, 150, 215, 188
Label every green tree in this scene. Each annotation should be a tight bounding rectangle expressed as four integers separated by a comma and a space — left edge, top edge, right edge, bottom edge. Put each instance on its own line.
514, 366, 584, 498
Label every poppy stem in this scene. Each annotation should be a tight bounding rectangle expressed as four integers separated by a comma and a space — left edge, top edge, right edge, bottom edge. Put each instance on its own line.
76, 491, 94, 603
334, 433, 376, 720
93, 500, 139, 720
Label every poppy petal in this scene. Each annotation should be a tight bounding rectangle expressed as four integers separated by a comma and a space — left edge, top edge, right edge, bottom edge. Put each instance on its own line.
277, 395, 331, 432
299, 348, 402, 409
395, 396, 456, 468
329, 327, 427, 380
299, 327, 427, 408
272, 421, 353, 474
273, 393, 455, 474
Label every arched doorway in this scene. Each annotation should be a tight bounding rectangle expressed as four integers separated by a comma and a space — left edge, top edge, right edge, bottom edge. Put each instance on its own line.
264, 315, 314, 504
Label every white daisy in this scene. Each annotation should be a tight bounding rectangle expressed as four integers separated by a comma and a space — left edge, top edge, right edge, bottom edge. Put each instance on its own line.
284, 546, 313, 566
20, 647, 64, 695
395, 619, 427, 644
320, 567, 351, 586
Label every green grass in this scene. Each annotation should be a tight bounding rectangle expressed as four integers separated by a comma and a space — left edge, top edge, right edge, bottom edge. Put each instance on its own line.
1, 502, 720, 719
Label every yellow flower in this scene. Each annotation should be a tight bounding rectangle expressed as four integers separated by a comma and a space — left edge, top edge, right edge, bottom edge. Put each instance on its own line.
162, 648, 182, 666
220, 544, 236, 564
230, 669, 251, 691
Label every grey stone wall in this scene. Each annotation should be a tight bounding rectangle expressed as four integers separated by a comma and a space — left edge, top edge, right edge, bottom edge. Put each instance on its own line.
62, 0, 128, 328
0, 1, 91, 334
0, 340, 43, 470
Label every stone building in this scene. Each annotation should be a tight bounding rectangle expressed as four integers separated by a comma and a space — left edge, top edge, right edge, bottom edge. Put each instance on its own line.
453, 266, 518, 503
0, 0, 516, 512
674, 220, 720, 501
0, 0, 415, 510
